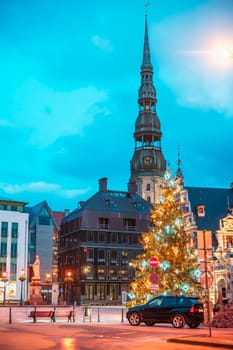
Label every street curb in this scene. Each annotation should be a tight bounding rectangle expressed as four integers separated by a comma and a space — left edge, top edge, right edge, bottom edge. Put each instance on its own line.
167, 338, 233, 349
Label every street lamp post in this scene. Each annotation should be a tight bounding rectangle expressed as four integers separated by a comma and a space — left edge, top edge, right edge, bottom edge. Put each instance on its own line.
203, 230, 212, 337
45, 272, 52, 304
64, 271, 73, 305
19, 269, 26, 306
1, 272, 8, 305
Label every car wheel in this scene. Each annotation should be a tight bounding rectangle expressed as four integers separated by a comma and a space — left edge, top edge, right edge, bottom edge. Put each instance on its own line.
128, 312, 141, 326
145, 321, 155, 326
172, 314, 185, 328
187, 322, 200, 328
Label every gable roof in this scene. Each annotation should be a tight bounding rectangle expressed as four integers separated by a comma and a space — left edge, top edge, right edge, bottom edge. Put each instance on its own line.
187, 186, 233, 237
25, 200, 60, 229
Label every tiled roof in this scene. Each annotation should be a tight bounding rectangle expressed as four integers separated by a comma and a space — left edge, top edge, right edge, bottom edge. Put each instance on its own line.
63, 190, 152, 224
187, 186, 233, 235
52, 211, 65, 226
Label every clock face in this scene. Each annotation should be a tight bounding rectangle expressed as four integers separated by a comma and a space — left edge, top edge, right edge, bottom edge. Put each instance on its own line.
144, 156, 153, 165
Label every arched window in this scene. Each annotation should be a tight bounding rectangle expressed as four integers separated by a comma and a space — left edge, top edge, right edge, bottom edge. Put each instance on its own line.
147, 196, 151, 203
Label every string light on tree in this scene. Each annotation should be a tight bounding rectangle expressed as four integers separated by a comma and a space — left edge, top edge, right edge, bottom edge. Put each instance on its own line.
127, 170, 202, 306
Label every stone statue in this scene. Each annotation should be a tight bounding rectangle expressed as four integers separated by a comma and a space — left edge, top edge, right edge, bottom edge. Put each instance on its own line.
32, 255, 40, 279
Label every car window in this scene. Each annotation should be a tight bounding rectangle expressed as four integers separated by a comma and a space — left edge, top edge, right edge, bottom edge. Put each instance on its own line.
179, 297, 192, 306
162, 296, 177, 306
148, 297, 163, 307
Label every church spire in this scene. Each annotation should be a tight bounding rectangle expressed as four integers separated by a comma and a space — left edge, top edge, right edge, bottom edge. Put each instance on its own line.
142, 13, 152, 67
176, 145, 184, 179
129, 10, 166, 204
175, 145, 184, 188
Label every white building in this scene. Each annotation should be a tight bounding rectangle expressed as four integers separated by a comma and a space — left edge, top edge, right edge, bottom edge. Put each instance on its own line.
0, 198, 28, 303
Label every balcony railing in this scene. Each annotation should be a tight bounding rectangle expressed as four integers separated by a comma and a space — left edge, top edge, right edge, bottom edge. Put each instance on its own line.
124, 225, 136, 231
99, 224, 109, 229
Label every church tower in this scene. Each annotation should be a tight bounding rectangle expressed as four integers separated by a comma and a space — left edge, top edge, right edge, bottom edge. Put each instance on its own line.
129, 14, 166, 203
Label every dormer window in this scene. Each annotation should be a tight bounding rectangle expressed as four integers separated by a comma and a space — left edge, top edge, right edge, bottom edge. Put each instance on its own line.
196, 205, 205, 217
105, 199, 117, 207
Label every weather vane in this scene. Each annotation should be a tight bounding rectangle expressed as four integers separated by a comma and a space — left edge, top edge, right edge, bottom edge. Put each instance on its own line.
144, 2, 149, 16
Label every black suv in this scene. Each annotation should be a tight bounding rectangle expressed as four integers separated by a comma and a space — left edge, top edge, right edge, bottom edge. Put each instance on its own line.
126, 295, 204, 328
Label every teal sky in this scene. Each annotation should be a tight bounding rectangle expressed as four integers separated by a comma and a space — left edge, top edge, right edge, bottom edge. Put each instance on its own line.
0, 0, 233, 211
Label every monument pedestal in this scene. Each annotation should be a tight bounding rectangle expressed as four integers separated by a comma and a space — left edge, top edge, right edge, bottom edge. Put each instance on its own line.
29, 277, 43, 304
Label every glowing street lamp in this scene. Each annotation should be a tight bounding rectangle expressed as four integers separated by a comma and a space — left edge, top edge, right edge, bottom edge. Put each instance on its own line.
1, 272, 8, 305
45, 272, 52, 304
19, 269, 26, 306
64, 271, 73, 305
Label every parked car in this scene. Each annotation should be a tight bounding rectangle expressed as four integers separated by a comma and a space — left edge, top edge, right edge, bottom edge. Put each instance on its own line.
126, 295, 204, 328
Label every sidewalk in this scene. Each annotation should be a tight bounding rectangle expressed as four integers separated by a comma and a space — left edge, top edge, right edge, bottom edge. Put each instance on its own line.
168, 328, 233, 349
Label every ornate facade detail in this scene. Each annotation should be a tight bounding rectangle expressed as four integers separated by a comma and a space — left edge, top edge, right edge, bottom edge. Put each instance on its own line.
211, 213, 233, 305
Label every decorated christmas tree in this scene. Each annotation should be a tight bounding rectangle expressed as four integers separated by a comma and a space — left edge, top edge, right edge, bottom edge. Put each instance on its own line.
128, 171, 202, 306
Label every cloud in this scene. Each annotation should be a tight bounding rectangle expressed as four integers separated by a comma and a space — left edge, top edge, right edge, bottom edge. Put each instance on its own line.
10, 79, 110, 147
91, 35, 113, 52
151, 1, 233, 117
0, 181, 90, 199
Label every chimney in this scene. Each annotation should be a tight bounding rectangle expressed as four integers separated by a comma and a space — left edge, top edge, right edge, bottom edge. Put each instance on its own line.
99, 177, 107, 192
78, 201, 86, 208
64, 209, 70, 217
127, 181, 137, 195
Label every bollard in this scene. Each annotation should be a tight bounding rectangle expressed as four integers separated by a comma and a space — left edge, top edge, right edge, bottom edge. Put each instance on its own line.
9, 307, 12, 324
121, 308, 124, 323
97, 307, 100, 323
72, 302, 76, 322
52, 305, 56, 323
33, 304, 37, 323
83, 306, 91, 323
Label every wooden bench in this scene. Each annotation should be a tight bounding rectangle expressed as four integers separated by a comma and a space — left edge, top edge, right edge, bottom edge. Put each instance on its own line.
29, 310, 73, 323
51, 310, 74, 323
29, 310, 53, 322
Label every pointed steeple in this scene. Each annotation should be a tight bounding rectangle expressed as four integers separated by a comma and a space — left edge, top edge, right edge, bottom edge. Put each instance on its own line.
129, 10, 166, 204
176, 145, 184, 180
142, 15, 152, 67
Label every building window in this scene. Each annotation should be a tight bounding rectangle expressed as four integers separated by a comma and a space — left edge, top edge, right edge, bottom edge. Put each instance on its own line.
38, 208, 51, 225
98, 249, 105, 262
11, 205, 17, 211
98, 231, 105, 242
0, 242, 7, 256
87, 231, 94, 242
122, 250, 128, 258
87, 248, 94, 262
0, 262, 6, 275
109, 284, 118, 300
110, 232, 118, 243
119, 268, 128, 279
11, 223, 18, 238
122, 233, 129, 244
11, 242, 17, 258
1, 222, 8, 237
110, 249, 118, 262
10, 262, 17, 280
146, 183, 150, 191
97, 266, 106, 279
99, 218, 109, 229
85, 285, 94, 300
109, 267, 118, 280
123, 218, 136, 231
97, 285, 105, 300
147, 196, 151, 202
131, 234, 139, 244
